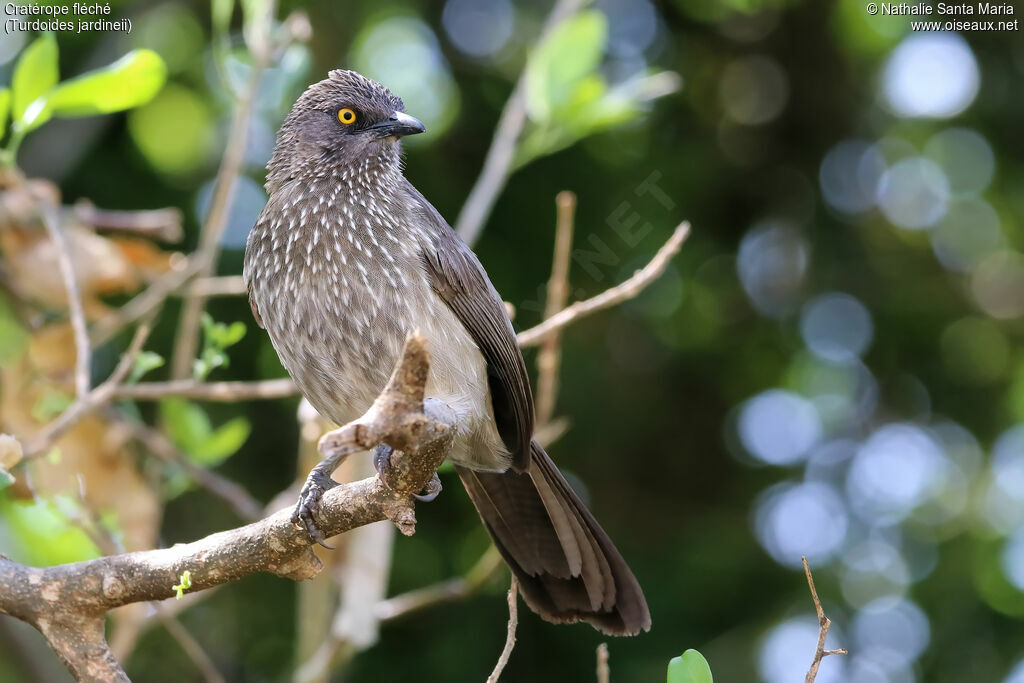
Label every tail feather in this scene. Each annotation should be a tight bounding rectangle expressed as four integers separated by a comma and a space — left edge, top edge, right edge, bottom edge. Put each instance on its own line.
457, 441, 651, 636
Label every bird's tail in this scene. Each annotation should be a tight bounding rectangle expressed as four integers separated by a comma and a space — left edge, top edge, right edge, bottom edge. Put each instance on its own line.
456, 441, 651, 636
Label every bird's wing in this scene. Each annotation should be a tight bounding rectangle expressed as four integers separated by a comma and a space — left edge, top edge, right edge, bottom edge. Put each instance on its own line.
409, 184, 534, 471
243, 229, 265, 330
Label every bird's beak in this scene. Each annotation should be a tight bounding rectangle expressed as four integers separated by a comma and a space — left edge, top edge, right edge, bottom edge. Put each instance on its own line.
371, 111, 426, 139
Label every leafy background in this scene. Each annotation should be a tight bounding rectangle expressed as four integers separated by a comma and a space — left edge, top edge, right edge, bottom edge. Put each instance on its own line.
1, 0, 1024, 681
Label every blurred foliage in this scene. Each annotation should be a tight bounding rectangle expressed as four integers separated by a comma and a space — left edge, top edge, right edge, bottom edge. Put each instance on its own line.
1, 33, 166, 166
1, 0, 1024, 682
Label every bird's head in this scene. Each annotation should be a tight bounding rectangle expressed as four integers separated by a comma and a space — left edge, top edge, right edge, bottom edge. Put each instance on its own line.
266, 70, 425, 192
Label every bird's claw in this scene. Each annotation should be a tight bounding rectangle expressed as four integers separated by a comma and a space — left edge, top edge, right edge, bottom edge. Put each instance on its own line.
414, 473, 443, 502
374, 444, 443, 502
292, 468, 340, 548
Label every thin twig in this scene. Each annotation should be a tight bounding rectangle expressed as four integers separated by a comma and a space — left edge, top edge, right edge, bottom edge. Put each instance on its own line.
113, 378, 297, 402
169, 10, 274, 379
186, 275, 247, 298
802, 556, 848, 683
535, 191, 576, 426
89, 258, 203, 347
454, 0, 586, 246
24, 318, 156, 459
110, 411, 263, 522
158, 610, 227, 683
486, 578, 519, 683
596, 643, 609, 683
374, 545, 504, 622
73, 201, 184, 243
518, 221, 691, 347
40, 203, 91, 399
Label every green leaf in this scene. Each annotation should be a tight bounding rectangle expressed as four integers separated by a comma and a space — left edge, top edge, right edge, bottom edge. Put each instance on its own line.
668, 650, 713, 683
0, 294, 30, 364
212, 0, 234, 36
0, 88, 10, 137
191, 417, 251, 466
45, 50, 167, 119
525, 11, 608, 123
12, 34, 59, 123
160, 398, 211, 454
129, 351, 165, 384
31, 390, 73, 422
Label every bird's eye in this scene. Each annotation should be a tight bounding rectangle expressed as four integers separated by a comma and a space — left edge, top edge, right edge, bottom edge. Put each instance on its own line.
338, 108, 357, 125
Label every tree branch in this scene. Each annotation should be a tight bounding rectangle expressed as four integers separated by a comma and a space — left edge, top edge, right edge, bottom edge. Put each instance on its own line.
535, 190, 576, 426
803, 556, 847, 683
72, 201, 184, 244
454, 0, 586, 246
40, 202, 91, 399
24, 317, 156, 459
485, 578, 519, 683
0, 332, 454, 681
113, 378, 298, 402
517, 221, 690, 347
169, 2, 276, 380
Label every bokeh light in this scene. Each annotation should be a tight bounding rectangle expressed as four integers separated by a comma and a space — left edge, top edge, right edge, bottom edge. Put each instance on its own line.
800, 293, 873, 363
754, 482, 848, 567
819, 140, 886, 215
882, 33, 980, 119
737, 220, 808, 317
971, 251, 1024, 319
841, 538, 911, 606
442, 0, 516, 59
876, 157, 950, 230
853, 597, 930, 668
847, 424, 946, 525
128, 83, 215, 177
719, 54, 789, 125
350, 16, 460, 140
924, 128, 995, 196
930, 199, 1003, 273
739, 390, 822, 465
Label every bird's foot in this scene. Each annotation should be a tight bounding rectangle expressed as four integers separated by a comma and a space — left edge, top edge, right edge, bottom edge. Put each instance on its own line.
292, 428, 357, 548
291, 466, 340, 548
373, 444, 443, 502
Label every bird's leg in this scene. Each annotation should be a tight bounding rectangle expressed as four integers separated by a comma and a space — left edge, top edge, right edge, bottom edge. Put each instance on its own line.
292, 430, 359, 548
373, 444, 443, 503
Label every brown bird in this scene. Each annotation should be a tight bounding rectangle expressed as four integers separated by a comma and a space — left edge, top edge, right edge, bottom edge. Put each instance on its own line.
244, 70, 650, 635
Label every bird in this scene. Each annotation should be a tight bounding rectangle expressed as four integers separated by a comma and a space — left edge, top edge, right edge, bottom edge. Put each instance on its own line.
243, 69, 650, 636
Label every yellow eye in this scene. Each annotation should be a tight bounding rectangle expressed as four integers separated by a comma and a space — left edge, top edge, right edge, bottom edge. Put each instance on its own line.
338, 108, 357, 125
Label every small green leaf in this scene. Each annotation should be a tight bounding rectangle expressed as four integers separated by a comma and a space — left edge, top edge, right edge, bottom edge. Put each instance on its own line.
160, 398, 211, 454
32, 390, 73, 422
45, 49, 167, 118
202, 313, 247, 349
172, 570, 192, 599
0, 467, 14, 491
192, 417, 251, 466
525, 11, 608, 123
0, 88, 11, 137
129, 351, 165, 384
668, 650, 713, 683
12, 34, 59, 123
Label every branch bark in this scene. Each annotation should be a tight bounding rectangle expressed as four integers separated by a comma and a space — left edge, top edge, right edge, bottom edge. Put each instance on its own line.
0, 333, 454, 681
803, 556, 848, 683
517, 221, 690, 347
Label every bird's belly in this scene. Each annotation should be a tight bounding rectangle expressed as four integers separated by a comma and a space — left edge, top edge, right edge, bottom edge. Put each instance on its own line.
259, 274, 511, 471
